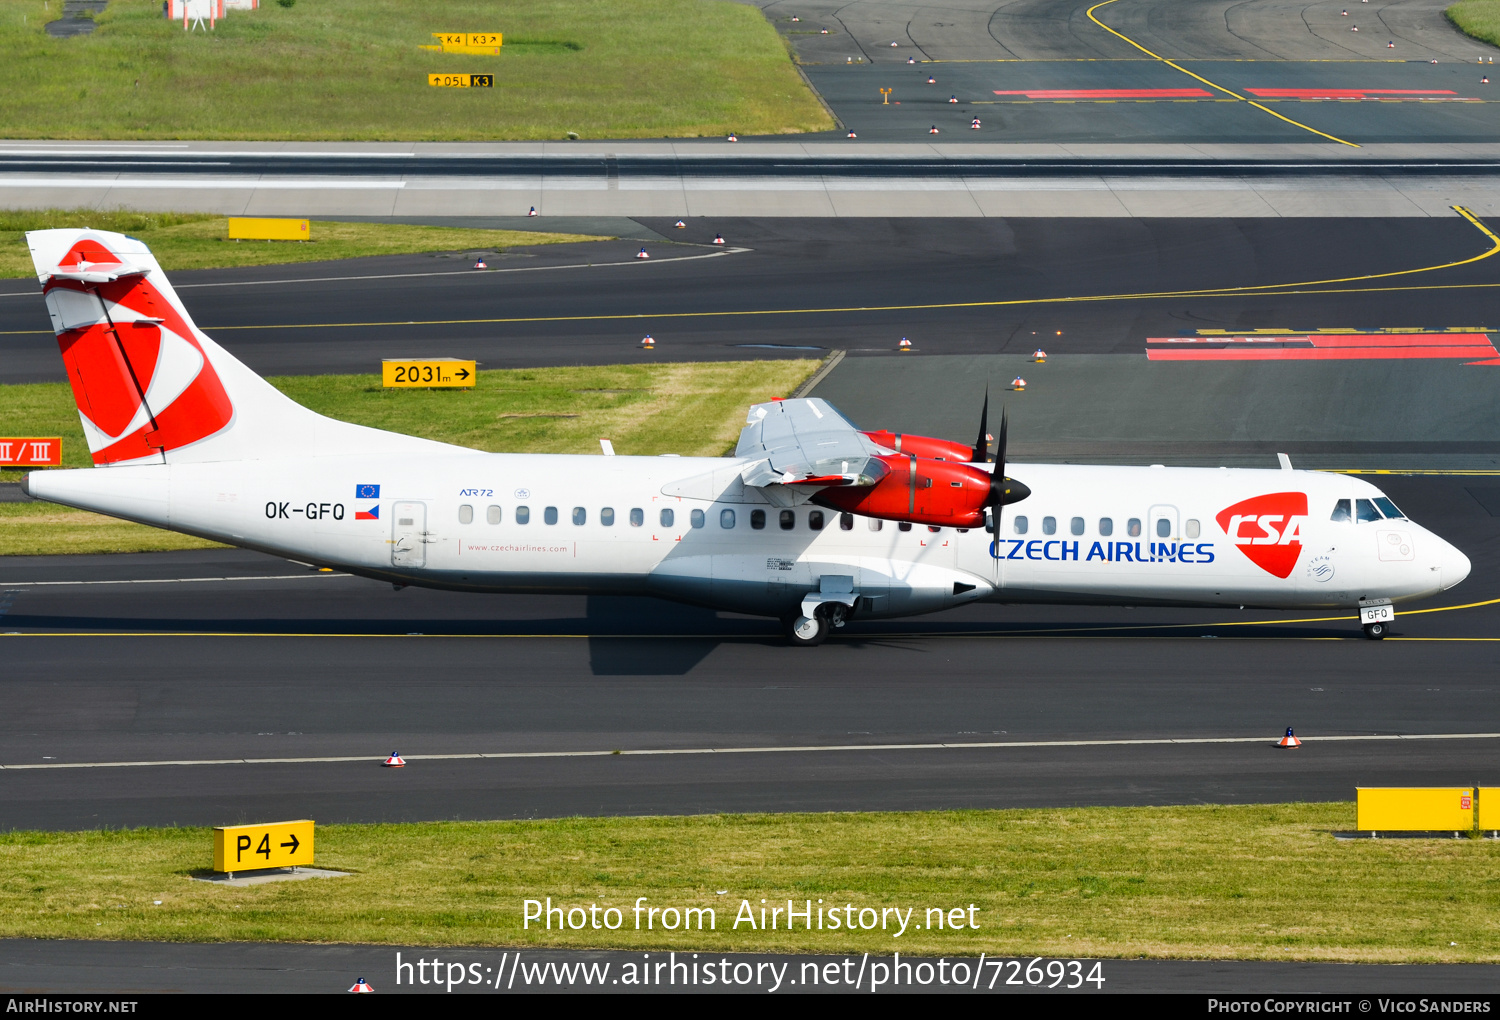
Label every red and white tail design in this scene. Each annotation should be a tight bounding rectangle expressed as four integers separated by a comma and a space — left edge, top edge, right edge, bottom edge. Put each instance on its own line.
28, 229, 448, 466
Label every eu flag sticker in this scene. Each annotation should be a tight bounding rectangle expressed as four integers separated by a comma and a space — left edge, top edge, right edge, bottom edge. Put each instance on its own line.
355, 483, 380, 499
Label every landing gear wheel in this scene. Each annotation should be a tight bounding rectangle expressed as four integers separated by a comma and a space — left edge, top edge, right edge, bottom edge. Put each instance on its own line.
1363, 621, 1387, 640
785, 613, 828, 647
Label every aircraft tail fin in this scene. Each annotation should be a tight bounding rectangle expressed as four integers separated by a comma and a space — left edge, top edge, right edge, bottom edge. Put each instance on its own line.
27, 228, 448, 466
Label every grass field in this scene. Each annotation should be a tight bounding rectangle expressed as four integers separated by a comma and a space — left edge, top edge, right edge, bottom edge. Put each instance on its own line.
0, 360, 818, 554
2, 0, 832, 140
1, 804, 1495, 961
0, 210, 601, 278
1447, 0, 1500, 47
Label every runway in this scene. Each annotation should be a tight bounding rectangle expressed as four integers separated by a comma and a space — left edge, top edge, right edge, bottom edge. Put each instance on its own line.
7, 215, 1500, 383
1, 469, 1495, 832
5, 939, 1500, 993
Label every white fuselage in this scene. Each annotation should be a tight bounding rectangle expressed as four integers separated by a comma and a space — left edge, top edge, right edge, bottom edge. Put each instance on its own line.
27, 452, 1472, 621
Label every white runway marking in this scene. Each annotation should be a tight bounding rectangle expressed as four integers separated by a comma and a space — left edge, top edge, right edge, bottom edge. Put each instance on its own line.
5, 731, 1497, 770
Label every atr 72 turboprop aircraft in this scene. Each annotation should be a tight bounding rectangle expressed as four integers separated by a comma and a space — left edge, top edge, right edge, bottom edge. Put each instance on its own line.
22, 229, 1471, 643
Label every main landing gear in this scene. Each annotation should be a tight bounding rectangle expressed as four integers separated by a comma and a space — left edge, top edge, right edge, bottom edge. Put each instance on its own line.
784, 603, 848, 646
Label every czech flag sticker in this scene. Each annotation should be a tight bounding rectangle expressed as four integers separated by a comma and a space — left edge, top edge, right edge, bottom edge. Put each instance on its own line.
356, 505, 380, 520
355, 483, 380, 499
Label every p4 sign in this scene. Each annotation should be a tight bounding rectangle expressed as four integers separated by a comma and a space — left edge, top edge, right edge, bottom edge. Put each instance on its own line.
1216, 492, 1308, 579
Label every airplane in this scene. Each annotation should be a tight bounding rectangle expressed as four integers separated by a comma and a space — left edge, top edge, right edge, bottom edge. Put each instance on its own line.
21, 228, 1471, 644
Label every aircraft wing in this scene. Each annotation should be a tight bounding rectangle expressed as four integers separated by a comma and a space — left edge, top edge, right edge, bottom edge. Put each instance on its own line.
735, 398, 891, 489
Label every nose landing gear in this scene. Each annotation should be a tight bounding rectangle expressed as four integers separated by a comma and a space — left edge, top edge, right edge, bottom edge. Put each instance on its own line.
1363, 621, 1387, 640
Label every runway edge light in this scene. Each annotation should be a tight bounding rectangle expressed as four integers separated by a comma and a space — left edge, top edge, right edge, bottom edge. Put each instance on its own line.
349, 978, 375, 993
384, 751, 406, 767
1277, 727, 1302, 748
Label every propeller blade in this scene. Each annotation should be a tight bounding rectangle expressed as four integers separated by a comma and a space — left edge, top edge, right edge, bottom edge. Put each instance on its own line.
986, 408, 1031, 509
971, 386, 990, 463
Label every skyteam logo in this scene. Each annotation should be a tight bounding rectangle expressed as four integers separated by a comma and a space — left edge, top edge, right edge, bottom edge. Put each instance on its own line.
1215, 492, 1308, 579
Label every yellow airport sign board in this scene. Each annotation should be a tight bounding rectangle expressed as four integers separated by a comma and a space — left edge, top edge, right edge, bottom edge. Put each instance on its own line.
1356, 787, 1474, 832
213, 820, 314, 873
433, 32, 502, 52
428, 73, 493, 88
383, 358, 476, 387
1479, 788, 1500, 830
228, 218, 309, 242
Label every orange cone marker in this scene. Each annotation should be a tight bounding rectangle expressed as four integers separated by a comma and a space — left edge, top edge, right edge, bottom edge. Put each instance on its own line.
383, 752, 406, 767
898, 337, 913, 351
1010, 376, 1027, 391
1277, 727, 1302, 749
1032, 348, 1047, 362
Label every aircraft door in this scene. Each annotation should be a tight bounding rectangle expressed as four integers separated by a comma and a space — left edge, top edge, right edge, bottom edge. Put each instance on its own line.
391, 500, 427, 568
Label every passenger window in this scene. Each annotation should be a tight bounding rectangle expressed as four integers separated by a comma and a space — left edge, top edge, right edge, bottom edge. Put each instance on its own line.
516, 505, 530, 525
1013, 515, 1028, 535
572, 507, 586, 526
1355, 498, 1381, 523
751, 509, 766, 530
1127, 518, 1141, 537
898, 522, 912, 532
809, 510, 825, 531
840, 513, 854, 531
867, 518, 883, 532
690, 508, 705, 528
1185, 519, 1200, 539
1373, 497, 1405, 520
486, 505, 501, 525
544, 506, 558, 525
1156, 518, 1171, 538
1330, 499, 1352, 523
928, 526, 941, 533
601, 507, 615, 526
779, 510, 795, 530
1070, 517, 1084, 536
721, 508, 736, 529
1042, 516, 1057, 535
1099, 518, 1113, 536
629, 507, 644, 527
458, 504, 473, 524
660, 508, 675, 528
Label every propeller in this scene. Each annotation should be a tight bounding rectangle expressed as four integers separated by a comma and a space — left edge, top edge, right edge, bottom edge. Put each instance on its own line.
984, 407, 1030, 543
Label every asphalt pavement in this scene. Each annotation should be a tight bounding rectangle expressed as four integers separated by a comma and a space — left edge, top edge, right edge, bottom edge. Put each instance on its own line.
7, 216, 1500, 383
1, 472, 1494, 831
5, 940, 1498, 993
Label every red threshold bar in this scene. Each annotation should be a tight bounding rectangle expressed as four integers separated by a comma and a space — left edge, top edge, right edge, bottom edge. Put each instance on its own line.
992, 88, 1214, 99
1244, 88, 1460, 99
1146, 334, 1498, 361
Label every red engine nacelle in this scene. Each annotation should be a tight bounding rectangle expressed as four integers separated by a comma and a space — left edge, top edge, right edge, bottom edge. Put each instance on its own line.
861, 430, 977, 463
812, 454, 991, 528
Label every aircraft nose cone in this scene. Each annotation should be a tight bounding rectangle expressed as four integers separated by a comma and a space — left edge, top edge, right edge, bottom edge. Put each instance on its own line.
1440, 542, 1471, 591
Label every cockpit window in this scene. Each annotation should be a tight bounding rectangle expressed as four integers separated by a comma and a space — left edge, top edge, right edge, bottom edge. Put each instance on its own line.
1355, 498, 1382, 523
1372, 497, 1406, 520
1330, 499, 1351, 523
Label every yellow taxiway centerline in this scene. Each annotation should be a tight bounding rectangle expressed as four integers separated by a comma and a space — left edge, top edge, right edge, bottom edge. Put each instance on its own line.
1084, 0, 1361, 147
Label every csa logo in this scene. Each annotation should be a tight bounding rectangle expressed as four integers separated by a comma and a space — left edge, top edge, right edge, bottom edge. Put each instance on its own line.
1215, 492, 1308, 579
